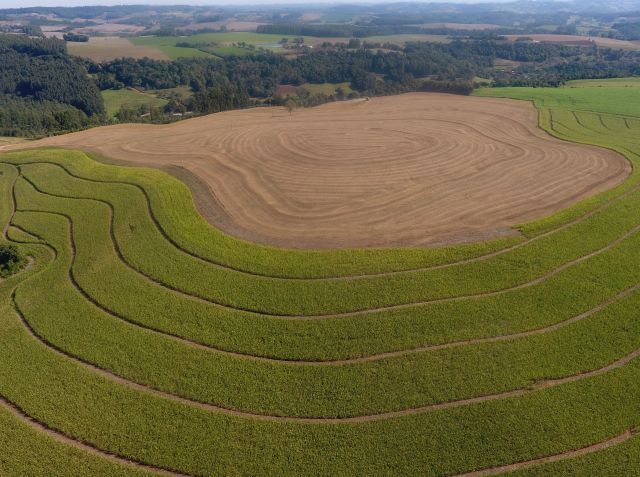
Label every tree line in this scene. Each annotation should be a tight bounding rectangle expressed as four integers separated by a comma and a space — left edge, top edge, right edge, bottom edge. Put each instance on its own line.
2, 32, 640, 137
0, 34, 103, 136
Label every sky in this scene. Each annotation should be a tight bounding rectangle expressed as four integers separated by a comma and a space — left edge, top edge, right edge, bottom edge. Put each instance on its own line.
0, 0, 513, 7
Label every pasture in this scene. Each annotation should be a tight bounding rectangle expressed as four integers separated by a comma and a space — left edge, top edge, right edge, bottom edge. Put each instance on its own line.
1, 81, 640, 475
101, 89, 169, 117
67, 37, 169, 62
301, 82, 353, 95
130, 33, 306, 59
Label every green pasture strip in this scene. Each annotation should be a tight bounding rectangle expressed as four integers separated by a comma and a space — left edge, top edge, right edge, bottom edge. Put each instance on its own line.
302, 82, 353, 95
564, 77, 640, 88
0, 163, 18, 237
10, 168, 640, 369
158, 45, 215, 59
131, 33, 313, 59
0, 405, 156, 477
10, 204, 640, 418
101, 89, 168, 117
13, 161, 640, 317
474, 86, 640, 118
3, 260, 640, 477
6, 225, 41, 244
508, 433, 640, 476
0, 245, 157, 477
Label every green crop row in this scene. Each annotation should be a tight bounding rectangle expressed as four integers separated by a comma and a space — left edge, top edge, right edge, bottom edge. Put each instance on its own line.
6, 159, 639, 317
5, 206, 640, 418
8, 165, 640, 366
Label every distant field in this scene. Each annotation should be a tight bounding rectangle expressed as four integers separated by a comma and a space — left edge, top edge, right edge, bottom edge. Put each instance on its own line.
67, 36, 169, 62
565, 77, 640, 88
128, 32, 452, 59
365, 34, 450, 44
101, 89, 168, 117
417, 22, 500, 30
504, 34, 640, 51
206, 45, 252, 57
475, 82, 640, 118
131, 32, 305, 58
301, 82, 353, 95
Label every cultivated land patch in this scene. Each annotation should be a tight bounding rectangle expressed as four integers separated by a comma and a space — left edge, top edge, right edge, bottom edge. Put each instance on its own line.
504, 34, 640, 51
2, 81, 640, 475
21, 93, 630, 248
101, 89, 169, 118
67, 37, 169, 62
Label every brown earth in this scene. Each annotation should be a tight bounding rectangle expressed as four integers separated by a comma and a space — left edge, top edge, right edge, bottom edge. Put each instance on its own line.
21, 93, 630, 249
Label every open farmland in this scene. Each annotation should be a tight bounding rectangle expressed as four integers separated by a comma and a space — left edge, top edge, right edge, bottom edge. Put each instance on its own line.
67, 36, 169, 62
503, 34, 640, 51
101, 89, 169, 118
126, 32, 450, 59
2, 81, 640, 476
23, 93, 629, 248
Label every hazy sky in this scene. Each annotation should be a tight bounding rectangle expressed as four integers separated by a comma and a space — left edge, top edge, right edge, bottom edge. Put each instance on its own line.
0, 0, 506, 7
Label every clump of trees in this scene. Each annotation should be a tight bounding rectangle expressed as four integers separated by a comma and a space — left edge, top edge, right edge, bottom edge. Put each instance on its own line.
63, 33, 89, 42
0, 244, 25, 277
0, 33, 104, 136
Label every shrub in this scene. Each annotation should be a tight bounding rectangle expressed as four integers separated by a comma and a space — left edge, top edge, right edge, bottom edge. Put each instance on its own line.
0, 244, 25, 277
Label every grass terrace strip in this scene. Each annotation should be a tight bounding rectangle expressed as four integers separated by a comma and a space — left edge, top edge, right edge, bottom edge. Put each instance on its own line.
9, 186, 640, 418
9, 161, 640, 317
7, 166, 640, 363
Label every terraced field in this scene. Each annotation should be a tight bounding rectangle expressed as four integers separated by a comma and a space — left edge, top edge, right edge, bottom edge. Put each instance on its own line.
1, 83, 640, 475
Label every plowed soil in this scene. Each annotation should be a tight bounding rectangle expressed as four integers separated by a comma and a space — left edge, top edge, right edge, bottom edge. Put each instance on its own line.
25, 93, 631, 248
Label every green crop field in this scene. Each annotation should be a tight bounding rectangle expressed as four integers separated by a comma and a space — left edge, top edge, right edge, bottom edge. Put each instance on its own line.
101, 89, 169, 117
2, 80, 640, 475
302, 82, 353, 95
131, 33, 314, 59
129, 32, 451, 59
474, 81, 640, 118
564, 77, 640, 88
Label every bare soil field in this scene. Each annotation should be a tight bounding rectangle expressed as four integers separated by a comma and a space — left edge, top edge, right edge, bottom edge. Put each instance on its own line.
22, 93, 630, 248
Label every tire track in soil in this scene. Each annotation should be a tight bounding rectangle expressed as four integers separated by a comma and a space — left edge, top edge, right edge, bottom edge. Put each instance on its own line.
453, 428, 637, 477
0, 394, 190, 477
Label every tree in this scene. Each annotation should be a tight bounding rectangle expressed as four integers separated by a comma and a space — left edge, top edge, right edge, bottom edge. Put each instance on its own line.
285, 98, 297, 115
